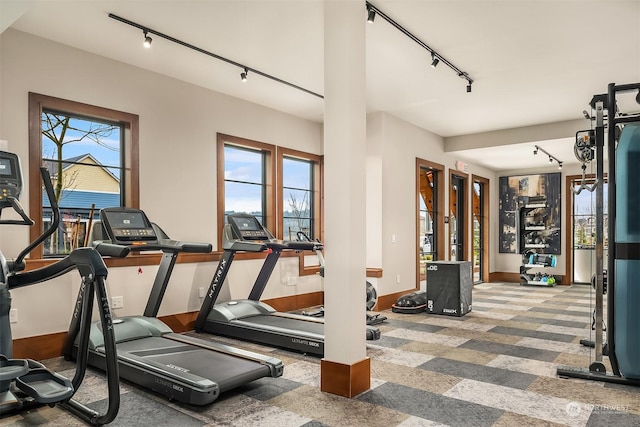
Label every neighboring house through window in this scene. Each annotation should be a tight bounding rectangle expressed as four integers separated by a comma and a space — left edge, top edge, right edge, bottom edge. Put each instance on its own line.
29, 93, 139, 258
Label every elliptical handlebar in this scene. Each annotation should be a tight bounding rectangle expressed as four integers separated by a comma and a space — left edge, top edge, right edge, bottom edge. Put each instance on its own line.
12, 167, 60, 270
0, 150, 122, 424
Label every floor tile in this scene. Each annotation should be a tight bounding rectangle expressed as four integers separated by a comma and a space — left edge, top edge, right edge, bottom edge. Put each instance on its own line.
443, 378, 592, 427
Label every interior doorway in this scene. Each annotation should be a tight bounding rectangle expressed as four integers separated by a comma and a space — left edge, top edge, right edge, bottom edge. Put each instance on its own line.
416, 159, 445, 290
472, 175, 490, 283
449, 172, 468, 261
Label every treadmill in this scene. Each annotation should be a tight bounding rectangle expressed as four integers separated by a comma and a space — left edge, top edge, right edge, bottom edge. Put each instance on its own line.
194, 212, 380, 357
63, 207, 283, 406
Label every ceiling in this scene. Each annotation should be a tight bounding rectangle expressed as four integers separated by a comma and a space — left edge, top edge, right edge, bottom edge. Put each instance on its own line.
3, 0, 640, 171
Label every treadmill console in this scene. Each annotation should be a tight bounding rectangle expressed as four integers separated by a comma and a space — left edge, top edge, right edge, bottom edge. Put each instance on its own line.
100, 207, 157, 243
0, 151, 22, 208
227, 213, 271, 241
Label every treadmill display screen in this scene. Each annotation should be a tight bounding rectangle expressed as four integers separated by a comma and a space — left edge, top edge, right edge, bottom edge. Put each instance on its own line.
235, 217, 261, 231
102, 209, 157, 242
229, 215, 270, 240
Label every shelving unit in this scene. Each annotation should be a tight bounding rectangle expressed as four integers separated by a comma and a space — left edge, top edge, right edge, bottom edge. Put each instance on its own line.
519, 256, 557, 286
518, 197, 558, 286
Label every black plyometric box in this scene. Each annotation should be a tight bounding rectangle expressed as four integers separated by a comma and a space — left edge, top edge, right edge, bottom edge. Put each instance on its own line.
426, 261, 472, 317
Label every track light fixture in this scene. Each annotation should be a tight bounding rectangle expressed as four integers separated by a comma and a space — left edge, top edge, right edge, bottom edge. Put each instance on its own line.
143, 30, 152, 48
367, 6, 376, 23
430, 53, 439, 69
109, 14, 323, 99
240, 67, 248, 82
365, 1, 474, 93
533, 145, 563, 170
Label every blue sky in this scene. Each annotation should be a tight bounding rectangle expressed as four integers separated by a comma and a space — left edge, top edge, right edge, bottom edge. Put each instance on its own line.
41, 115, 121, 175
224, 145, 312, 213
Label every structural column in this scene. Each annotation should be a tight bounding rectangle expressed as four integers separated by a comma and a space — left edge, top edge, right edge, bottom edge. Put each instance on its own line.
320, 0, 369, 397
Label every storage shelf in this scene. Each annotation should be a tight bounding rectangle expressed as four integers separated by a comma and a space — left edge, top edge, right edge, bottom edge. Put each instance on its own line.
523, 280, 556, 287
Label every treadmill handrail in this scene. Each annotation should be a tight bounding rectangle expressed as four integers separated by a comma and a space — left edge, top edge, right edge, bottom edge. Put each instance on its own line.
94, 238, 211, 254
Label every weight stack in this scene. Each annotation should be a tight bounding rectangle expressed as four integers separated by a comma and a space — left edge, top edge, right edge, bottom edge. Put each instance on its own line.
614, 124, 640, 379
426, 261, 472, 317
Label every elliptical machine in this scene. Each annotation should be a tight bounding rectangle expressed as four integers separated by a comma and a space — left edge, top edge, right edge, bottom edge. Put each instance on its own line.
0, 150, 127, 424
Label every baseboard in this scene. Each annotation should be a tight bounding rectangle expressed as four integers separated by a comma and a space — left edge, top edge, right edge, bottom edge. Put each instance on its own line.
488, 272, 521, 283
262, 291, 324, 312
13, 331, 68, 360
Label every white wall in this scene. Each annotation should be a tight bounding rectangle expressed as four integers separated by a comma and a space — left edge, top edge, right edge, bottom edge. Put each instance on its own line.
366, 112, 497, 296
0, 29, 323, 338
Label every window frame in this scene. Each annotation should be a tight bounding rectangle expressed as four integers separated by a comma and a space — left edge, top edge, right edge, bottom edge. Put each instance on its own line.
217, 134, 323, 272
416, 158, 445, 288
28, 92, 139, 262
277, 147, 323, 276
216, 133, 276, 252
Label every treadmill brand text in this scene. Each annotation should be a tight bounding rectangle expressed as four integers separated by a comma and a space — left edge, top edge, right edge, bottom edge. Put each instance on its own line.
292, 338, 319, 347
155, 378, 184, 393
208, 258, 227, 299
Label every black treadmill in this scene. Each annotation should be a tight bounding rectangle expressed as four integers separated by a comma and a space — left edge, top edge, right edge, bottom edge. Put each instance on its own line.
63, 207, 283, 406
194, 213, 380, 357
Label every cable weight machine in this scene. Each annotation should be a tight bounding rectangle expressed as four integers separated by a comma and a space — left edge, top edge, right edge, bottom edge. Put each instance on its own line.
557, 82, 640, 386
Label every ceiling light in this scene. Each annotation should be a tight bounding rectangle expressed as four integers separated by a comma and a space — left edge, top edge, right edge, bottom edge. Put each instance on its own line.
109, 13, 323, 99
430, 53, 439, 69
367, 7, 376, 23
240, 67, 248, 82
364, 1, 474, 93
143, 30, 152, 48
533, 145, 563, 169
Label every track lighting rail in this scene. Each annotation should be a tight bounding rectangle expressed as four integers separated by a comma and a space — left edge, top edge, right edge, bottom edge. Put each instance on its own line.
365, 1, 474, 92
533, 145, 563, 169
108, 13, 323, 99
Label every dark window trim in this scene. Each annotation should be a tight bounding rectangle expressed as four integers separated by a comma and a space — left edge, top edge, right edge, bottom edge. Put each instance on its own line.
277, 147, 323, 276
28, 92, 139, 261
416, 158, 445, 289
217, 133, 276, 253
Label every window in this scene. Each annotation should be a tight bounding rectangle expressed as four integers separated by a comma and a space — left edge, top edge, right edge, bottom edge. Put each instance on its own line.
217, 134, 322, 264
217, 134, 275, 243
29, 93, 139, 259
223, 144, 269, 226
278, 148, 322, 242
416, 158, 445, 288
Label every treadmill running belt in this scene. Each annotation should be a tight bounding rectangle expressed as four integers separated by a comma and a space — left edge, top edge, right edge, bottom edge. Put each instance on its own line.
101, 337, 271, 392
237, 314, 324, 336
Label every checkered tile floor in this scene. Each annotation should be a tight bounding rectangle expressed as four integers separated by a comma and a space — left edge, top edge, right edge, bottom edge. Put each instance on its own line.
2, 283, 639, 426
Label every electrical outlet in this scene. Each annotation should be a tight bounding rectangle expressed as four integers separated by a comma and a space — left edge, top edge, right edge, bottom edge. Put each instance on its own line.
396, 274, 401, 284
199, 287, 206, 298
112, 296, 124, 309
9, 308, 17, 323
286, 277, 297, 286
